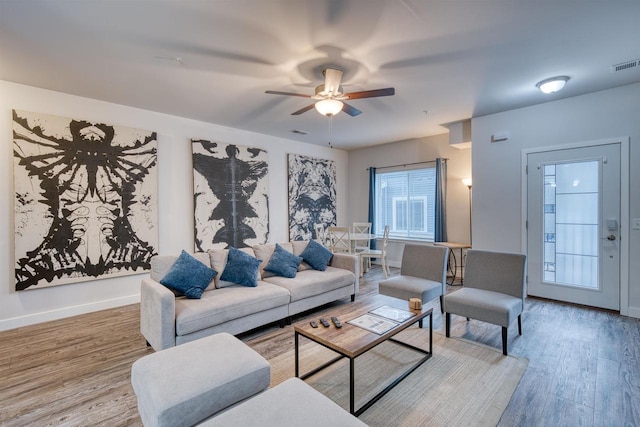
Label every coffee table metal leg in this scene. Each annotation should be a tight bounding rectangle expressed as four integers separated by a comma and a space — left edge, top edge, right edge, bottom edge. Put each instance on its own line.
350, 357, 355, 415
429, 311, 433, 354
295, 331, 299, 377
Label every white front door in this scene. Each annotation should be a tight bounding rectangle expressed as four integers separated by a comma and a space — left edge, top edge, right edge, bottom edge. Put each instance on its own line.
526, 143, 621, 310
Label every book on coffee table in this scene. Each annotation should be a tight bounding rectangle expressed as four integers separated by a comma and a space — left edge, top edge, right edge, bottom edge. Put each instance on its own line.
347, 313, 398, 335
369, 305, 413, 322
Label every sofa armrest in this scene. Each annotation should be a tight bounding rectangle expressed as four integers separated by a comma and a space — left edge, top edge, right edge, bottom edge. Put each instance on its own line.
329, 253, 360, 294
140, 278, 176, 351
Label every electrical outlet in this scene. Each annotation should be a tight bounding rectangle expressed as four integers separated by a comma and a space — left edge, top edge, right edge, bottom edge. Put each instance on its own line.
633, 218, 640, 230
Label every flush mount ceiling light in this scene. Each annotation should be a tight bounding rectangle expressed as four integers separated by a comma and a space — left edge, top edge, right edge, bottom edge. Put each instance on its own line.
314, 99, 344, 116
536, 76, 570, 94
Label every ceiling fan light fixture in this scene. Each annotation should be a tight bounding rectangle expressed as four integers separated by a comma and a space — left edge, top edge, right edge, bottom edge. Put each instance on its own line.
315, 99, 343, 116
536, 76, 569, 94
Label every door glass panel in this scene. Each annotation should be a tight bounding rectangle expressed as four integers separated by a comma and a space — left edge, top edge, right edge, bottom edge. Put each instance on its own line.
543, 161, 599, 288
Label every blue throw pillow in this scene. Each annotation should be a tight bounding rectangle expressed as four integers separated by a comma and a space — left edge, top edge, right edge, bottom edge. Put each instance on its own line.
300, 240, 333, 271
264, 243, 303, 278
220, 247, 262, 287
160, 250, 217, 299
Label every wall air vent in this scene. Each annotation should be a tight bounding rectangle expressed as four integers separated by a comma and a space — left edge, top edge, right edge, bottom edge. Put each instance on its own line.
291, 129, 308, 135
611, 59, 639, 72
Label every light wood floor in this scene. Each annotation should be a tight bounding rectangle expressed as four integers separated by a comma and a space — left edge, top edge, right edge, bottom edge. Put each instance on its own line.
1, 266, 638, 426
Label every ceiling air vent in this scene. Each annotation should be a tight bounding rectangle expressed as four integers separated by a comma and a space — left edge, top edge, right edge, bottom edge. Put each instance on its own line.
291, 129, 308, 135
611, 59, 639, 72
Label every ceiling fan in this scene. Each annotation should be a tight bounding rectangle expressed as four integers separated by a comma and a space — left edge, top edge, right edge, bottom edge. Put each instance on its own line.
265, 68, 395, 117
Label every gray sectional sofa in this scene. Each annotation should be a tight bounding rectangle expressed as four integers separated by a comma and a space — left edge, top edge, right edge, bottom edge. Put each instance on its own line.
141, 241, 359, 351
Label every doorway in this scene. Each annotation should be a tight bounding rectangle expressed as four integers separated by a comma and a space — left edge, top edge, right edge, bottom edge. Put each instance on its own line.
526, 142, 622, 310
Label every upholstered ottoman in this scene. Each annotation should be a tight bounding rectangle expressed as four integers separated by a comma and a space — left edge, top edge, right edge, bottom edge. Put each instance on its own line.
131, 333, 270, 427
197, 378, 369, 427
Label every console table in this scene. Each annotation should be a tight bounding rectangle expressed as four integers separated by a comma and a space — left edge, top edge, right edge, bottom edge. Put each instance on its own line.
433, 242, 471, 285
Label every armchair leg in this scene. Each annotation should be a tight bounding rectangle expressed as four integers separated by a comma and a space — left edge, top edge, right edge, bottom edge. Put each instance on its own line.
351, 294, 355, 302
445, 313, 451, 337
518, 314, 522, 335
502, 327, 508, 355
439, 295, 444, 314
419, 319, 423, 328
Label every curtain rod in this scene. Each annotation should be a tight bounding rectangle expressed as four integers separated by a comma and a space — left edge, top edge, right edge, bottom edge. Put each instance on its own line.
366, 158, 448, 171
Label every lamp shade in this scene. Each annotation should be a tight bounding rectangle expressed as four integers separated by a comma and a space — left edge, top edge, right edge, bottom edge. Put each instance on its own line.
536, 76, 569, 94
462, 178, 472, 188
315, 99, 343, 116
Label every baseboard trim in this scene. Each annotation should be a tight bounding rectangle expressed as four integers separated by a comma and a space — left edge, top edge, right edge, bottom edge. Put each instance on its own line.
625, 306, 640, 319
0, 294, 140, 331
372, 259, 401, 269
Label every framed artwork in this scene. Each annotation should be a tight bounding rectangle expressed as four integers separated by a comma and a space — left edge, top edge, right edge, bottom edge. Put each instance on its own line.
13, 110, 158, 291
288, 154, 336, 241
192, 139, 269, 250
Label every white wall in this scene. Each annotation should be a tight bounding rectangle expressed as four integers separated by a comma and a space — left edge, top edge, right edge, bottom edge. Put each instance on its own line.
347, 133, 472, 266
472, 82, 640, 317
0, 81, 349, 330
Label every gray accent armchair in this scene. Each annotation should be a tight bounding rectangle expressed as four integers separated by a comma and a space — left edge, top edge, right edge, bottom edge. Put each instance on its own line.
378, 244, 449, 324
444, 249, 527, 355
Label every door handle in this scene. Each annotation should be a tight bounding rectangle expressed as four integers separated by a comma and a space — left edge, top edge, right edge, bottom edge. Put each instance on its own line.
602, 234, 616, 241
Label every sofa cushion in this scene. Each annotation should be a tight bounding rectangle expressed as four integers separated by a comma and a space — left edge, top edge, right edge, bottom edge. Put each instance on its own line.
300, 240, 333, 271
263, 267, 355, 302
264, 244, 303, 278
131, 333, 270, 427
253, 242, 294, 279
197, 378, 368, 427
159, 250, 218, 299
209, 247, 258, 288
175, 282, 291, 336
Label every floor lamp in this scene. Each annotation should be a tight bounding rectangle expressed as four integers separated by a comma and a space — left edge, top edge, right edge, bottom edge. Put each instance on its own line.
462, 178, 472, 246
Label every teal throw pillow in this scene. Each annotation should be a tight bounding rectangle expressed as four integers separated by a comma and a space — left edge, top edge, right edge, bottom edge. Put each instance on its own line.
160, 250, 217, 299
264, 243, 303, 278
300, 240, 333, 271
220, 247, 262, 287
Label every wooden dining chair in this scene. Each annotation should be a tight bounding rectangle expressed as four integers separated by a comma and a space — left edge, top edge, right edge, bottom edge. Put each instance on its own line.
352, 222, 372, 253
328, 226, 351, 254
359, 225, 390, 278
313, 223, 328, 247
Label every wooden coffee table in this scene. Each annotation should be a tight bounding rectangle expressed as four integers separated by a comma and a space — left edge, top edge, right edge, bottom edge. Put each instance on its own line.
294, 296, 433, 416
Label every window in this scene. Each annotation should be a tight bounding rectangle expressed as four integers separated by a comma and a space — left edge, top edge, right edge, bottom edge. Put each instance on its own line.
374, 167, 436, 240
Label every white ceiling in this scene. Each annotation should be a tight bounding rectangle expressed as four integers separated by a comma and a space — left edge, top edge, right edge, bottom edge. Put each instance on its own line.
1, 0, 640, 150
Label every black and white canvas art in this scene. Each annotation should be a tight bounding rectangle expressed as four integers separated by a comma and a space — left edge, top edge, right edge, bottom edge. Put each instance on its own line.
288, 154, 336, 241
192, 140, 269, 250
13, 110, 158, 291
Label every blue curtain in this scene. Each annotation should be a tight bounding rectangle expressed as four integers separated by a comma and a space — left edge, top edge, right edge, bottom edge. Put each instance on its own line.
434, 158, 447, 242
368, 167, 376, 249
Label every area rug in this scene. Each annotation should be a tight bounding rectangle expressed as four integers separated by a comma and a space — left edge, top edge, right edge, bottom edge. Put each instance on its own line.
268, 328, 528, 427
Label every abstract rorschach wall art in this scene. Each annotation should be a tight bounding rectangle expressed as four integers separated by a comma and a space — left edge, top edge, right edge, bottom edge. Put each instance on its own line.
192, 140, 269, 250
13, 110, 158, 291
288, 154, 336, 241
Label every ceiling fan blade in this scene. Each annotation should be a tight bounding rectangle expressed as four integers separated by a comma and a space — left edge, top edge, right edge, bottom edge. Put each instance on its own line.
323, 68, 343, 95
344, 87, 395, 99
265, 90, 311, 98
291, 104, 316, 115
342, 102, 362, 117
